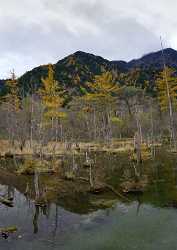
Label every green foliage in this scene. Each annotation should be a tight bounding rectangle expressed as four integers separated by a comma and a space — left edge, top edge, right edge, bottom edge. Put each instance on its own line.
118, 86, 143, 98
111, 116, 124, 125
80, 86, 88, 95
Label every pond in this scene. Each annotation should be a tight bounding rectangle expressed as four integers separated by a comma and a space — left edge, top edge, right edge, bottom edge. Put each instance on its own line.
0, 149, 177, 250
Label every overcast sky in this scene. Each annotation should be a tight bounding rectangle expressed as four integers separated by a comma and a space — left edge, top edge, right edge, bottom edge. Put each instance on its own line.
0, 0, 177, 78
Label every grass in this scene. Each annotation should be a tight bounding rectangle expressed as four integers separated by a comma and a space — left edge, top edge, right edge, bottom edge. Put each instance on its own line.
0, 139, 135, 156
17, 159, 52, 175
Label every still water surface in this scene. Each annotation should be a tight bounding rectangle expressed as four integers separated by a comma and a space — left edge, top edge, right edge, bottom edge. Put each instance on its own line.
0, 150, 177, 250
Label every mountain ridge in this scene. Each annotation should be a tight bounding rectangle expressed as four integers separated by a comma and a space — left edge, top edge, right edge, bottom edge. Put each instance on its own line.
1, 48, 177, 98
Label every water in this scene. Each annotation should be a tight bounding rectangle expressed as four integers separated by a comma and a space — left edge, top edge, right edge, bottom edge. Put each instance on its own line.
0, 150, 177, 250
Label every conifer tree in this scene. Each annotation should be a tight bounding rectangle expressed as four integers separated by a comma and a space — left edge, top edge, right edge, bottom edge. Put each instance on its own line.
39, 64, 65, 148
86, 71, 119, 101
5, 69, 20, 112
156, 67, 177, 147
156, 67, 177, 111
82, 71, 119, 141
39, 65, 64, 120
4, 70, 21, 146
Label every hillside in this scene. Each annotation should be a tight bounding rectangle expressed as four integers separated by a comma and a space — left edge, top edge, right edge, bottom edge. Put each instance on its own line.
18, 51, 124, 96
2, 48, 177, 98
0, 79, 8, 97
128, 48, 177, 69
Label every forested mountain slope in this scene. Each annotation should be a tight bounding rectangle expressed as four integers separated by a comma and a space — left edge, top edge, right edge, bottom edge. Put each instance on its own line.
1, 48, 177, 98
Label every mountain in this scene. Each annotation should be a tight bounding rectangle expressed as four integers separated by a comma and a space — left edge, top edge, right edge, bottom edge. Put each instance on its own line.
0, 79, 8, 97
3, 48, 177, 98
18, 50, 127, 96
0, 79, 5, 86
128, 48, 177, 70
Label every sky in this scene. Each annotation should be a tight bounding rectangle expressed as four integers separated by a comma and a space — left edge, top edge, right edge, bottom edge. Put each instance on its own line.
0, 0, 177, 78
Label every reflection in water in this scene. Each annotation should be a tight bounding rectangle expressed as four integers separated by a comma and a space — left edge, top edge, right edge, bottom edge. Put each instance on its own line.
0, 150, 176, 250
136, 196, 142, 216
7, 185, 14, 200
52, 205, 59, 237
33, 205, 39, 234
33, 203, 51, 234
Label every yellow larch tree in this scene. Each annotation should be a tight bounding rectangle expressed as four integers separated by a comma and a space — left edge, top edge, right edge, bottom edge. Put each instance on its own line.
5, 70, 20, 112
39, 64, 66, 144
81, 71, 120, 141
86, 71, 119, 101
39, 64, 65, 120
156, 67, 177, 111
156, 67, 177, 147
4, 70, 21, 146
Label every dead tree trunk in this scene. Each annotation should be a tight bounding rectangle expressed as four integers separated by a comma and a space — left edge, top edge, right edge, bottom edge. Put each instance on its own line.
134, 132, 142, 165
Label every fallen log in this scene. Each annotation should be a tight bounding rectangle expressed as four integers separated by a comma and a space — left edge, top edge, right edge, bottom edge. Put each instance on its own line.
0, 196, 13, 207
77, 177, 129, 201
0, 226, 17, 234
105, 184, 130, 201
0, 226, 17, 239
120, 179, 147, 194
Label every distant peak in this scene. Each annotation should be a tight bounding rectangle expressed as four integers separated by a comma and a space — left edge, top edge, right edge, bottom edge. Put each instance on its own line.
74, 50, 86, 54
163, 47, 176, 52
142, 47, 177, 58
73, 51, 91, 56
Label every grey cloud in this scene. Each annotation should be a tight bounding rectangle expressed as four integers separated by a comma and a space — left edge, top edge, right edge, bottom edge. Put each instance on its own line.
0, 0, 176, 78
